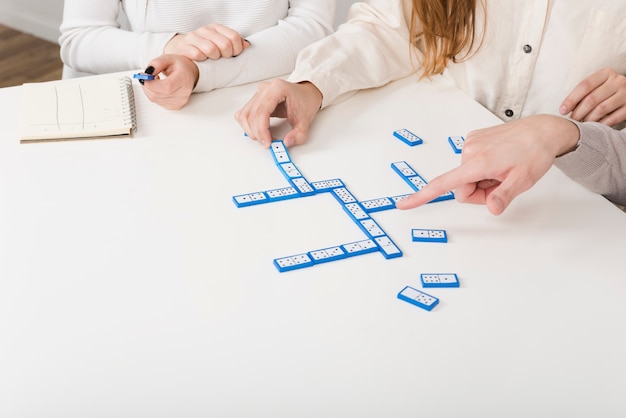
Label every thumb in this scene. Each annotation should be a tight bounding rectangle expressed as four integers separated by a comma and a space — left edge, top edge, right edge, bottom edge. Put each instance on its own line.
283, 126, 310, 147
484, 177, 522, 215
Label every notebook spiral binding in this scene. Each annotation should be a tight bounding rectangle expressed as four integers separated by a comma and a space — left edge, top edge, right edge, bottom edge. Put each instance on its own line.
120, 76, 137, 134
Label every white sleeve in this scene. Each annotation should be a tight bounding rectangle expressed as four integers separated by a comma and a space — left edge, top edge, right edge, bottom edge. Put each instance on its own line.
59, 0, 174, 75
193, 0, 336, 93
287, 0, 417, 107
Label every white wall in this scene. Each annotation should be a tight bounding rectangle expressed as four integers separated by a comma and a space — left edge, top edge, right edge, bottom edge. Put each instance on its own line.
0, 0, 64, 43
0, 0, 358, 44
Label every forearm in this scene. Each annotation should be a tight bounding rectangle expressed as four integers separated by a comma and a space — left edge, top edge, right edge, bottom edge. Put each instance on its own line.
194, 0, 335, 92
287, 0, 416, 108
555, 121, 626, 206
59, 0, 174, 74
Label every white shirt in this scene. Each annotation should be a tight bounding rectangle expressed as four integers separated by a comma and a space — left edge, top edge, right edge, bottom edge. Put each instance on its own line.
289, 0, 626, 122
59, 0, 335, 92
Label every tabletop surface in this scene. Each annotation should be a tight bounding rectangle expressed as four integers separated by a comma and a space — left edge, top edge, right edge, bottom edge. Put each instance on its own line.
1, 73, 625, 418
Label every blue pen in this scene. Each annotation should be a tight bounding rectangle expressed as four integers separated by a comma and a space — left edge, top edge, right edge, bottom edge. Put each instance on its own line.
133, 73, 156, 81
135, 66, 156, 85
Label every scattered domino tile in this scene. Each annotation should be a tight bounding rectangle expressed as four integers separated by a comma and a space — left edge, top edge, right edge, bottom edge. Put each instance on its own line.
391, 161, 417, 177
393, 128, 424, 146
411, 228, 448, 243
308, 246, 347, 264
274, 253, 314, 272
374, 236, 402, 259
420, 273, 460, 288
448, 136, 465, 154
397, 286, 439, 311
232, 192, 269, 207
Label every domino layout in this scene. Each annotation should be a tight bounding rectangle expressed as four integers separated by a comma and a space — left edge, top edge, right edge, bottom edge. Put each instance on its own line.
448, 136, 465, 154
411, 228, 448, 243
393, 128, 424, 146
420, 273, 460, 288
233, 140, 403, 272
397, 286, 439, 311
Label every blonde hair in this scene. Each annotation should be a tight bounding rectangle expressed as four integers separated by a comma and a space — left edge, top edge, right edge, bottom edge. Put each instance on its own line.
410, 0, 485, 78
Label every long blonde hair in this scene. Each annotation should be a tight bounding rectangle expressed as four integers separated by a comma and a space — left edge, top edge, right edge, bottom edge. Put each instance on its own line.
410, 0, 485, 77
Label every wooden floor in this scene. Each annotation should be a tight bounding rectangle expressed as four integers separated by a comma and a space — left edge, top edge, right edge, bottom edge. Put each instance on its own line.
0, 24, 63, 88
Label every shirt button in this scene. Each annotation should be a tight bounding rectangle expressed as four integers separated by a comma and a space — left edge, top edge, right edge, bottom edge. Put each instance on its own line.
505, 109, 514, 117
523, 44, 532, 53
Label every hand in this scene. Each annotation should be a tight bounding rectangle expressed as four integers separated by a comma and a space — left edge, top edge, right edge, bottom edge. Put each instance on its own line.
395, 115, 580, 215
560, 67, 626, 126
234, 79, 323, 148
164, 23, 250, 62
140, 54, 199, 110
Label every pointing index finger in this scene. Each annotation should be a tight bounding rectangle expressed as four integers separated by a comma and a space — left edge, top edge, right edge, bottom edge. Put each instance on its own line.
395, 164, 476, 210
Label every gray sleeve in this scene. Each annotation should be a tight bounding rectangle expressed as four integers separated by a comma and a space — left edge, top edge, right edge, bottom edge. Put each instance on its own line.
554, 121, 626, 206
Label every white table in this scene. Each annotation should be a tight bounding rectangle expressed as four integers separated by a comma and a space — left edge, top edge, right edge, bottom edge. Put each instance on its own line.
1, 73, 625, 418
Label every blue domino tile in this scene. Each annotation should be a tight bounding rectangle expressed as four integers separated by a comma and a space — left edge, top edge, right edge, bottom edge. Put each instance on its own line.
411, 228, 448, 243
330, 187, 357, 204
311, 179, 344, 192
393, 128, 424, 146
308, 246, 348, 264
270, 140, 291, 164
374, 236, 402, 259
232, 192, 269, 207
342, 202, 370, 222
420, 273, 460, 288
448, 136, 465, 154
289, 177, 316, 196
265, 186, 300, 202
358, 218, 386, 238
278, 162, 302, 179
397, 286, 439, 311
360, 197, 396, 213
273, 253, 314, 272
341, 239, 379, 257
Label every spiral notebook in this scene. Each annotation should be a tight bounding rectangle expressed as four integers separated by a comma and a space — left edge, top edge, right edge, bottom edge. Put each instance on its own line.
18, 75, 136, 143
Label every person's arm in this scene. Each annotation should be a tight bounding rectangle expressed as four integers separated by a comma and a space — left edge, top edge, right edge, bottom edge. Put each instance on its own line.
193, 0, 336, 93
395, 115, 581, 215
235, 0, 417, 147
59, 0, 175, 74
559, 67, 626, 127
287, 0, 416, 108
555, 121, 626, 206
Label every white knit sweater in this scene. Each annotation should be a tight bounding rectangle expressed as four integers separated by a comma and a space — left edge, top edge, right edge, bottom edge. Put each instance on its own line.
59, 0, 336, 92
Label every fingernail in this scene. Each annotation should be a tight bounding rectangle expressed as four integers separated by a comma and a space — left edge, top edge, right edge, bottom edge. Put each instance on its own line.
244, 39, 251, 45
144, 66, 155, 75
559, 105, 567, 115
139, 79, 144, 85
